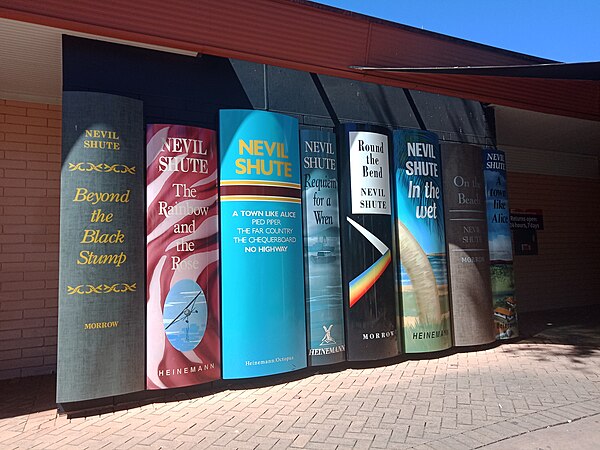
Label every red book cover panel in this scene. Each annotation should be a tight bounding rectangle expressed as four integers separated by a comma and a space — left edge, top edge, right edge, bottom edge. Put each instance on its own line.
146, 124, 221, 389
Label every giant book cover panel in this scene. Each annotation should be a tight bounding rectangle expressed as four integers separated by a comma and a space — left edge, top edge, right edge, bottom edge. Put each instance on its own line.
337, 124, 399, 361
57, 92, 145, 403
146, 125, 221, 389
483, 148, 518, 339
441, 143, 495, 346
392, 130, 452, 353
300, 129, 345, 366
220, 110, 307, 379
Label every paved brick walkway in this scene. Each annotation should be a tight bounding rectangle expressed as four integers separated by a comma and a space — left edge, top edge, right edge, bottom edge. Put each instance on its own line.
1, 311, 600, 449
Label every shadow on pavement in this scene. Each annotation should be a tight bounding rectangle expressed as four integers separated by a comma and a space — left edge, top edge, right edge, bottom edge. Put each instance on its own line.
1, 304, 598, 420
0, 375, 56, 420
507, 304, 600, 363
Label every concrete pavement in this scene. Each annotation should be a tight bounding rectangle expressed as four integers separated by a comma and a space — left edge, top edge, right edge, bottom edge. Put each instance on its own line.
482, 414, 600, 450
1, 306, 599, 449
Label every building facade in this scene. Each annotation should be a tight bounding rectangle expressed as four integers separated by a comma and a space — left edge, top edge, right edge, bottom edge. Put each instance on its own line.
0, 1, 598, 390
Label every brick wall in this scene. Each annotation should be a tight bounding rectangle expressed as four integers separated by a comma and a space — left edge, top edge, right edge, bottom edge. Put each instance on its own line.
0, 99, 61, 380
508, 172, 600, 312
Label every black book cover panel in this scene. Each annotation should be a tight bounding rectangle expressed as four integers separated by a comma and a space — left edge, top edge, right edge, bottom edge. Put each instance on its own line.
337, 124, 399, 361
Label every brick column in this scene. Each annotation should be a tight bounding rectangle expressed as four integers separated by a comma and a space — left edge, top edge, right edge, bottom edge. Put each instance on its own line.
0, 99, 61, 379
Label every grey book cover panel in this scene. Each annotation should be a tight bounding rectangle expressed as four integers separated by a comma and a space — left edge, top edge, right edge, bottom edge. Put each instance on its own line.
441, 143, 495, 347
57, 91, 145, 403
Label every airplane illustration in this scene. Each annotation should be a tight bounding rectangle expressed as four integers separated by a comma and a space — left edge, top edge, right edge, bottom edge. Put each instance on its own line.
165, 290, 201, 342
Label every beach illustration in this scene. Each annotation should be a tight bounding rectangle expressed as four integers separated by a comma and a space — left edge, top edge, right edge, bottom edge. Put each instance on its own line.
393, 129, 452, 353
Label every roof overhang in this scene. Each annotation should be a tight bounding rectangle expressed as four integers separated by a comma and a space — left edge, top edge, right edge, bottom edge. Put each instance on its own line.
1, 0, 598, 120
493, 105, 600, 177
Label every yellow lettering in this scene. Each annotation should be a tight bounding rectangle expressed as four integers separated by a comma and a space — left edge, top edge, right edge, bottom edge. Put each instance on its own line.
233, 159, 292, 178
265, 141, 277, 156
239, 139, 252, 155
73, 187, 88, 202
235, 158, 247, 174
81, 229, 96, 244
84, 321, 119, 330
77, 250, 127, 267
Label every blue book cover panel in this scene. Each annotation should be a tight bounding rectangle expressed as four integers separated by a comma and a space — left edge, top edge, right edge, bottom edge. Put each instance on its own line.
220, 110, 307, 379
392, 129, 452, 353
301, 129, 345, 366
483, 148, 518, 339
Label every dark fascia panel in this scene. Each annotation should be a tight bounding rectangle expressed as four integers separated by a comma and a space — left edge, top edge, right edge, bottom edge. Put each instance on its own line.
350, 61, 600, 81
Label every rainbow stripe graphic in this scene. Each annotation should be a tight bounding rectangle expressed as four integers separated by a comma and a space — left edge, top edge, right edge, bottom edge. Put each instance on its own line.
349, 251, 391, 307
346, 217, 391, 307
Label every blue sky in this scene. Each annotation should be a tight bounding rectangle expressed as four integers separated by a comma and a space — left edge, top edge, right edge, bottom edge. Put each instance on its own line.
314, 0, 600, 63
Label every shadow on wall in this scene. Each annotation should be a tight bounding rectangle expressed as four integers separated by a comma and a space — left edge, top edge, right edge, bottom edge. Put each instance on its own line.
62, 36, 253, 128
